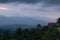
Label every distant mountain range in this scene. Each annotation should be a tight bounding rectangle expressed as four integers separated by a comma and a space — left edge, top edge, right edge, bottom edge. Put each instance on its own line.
0, 24, 33, 30
0, 16, 56, 26
0, 16, 56, 33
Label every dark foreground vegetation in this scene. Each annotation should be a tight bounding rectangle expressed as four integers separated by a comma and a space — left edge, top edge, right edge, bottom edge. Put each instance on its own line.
0, 18, 60, 40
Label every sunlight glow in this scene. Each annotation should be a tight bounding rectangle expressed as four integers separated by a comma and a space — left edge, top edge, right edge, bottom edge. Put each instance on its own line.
0, 7, 9, 10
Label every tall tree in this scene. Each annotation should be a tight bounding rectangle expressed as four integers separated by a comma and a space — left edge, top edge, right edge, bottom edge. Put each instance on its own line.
14, 28, 22, 40
37, 24, 41, 29
57, 17, 60, 25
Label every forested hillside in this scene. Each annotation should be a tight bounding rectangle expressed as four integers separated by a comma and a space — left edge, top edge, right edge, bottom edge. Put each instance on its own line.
0, 18, 60, 40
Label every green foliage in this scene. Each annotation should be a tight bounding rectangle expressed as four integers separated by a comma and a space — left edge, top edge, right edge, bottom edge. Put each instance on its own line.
0, 25, 59, 40
1, 30, 9, 40
57, 27, 60, 32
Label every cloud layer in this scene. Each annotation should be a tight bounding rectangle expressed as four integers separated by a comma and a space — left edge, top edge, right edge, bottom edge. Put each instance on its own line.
0, 0, 60, 19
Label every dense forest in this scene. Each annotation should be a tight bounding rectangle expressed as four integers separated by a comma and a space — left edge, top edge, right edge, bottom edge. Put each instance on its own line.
0, 18, 60, 40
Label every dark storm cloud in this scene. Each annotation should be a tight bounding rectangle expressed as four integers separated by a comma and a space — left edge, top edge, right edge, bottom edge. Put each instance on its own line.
0, 0, 41, 3
0, 0, 60, 4
46, 0, 60, 5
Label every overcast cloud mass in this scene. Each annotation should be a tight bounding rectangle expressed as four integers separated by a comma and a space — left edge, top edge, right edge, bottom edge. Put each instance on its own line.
0, 0, 60, 25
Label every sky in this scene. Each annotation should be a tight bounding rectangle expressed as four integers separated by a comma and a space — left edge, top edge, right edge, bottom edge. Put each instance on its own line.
0, 0, 60, 25
0, 0, 60, 18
